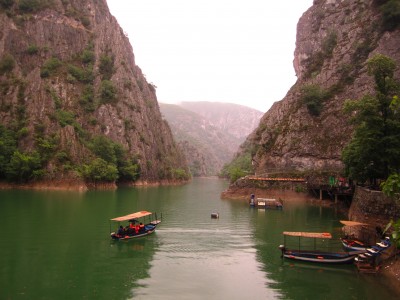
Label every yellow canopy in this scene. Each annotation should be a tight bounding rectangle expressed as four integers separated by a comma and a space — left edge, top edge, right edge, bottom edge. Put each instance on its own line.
111, 211, 152, 222
340, 220, 369, 226
283, 231, 332, 239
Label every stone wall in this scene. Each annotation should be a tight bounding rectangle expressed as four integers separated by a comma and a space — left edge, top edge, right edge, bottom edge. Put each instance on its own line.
349, 186, 400, 228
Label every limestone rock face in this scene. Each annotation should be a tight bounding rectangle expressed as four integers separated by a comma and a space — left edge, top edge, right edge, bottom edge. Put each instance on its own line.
244, 0, 400, 175
0, 0, 188, 183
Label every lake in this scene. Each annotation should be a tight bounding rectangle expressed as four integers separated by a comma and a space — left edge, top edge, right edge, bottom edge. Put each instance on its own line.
0, 178, 398, 299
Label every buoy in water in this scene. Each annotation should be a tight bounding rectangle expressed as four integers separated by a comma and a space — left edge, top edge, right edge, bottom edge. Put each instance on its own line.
211, 212, 219, 219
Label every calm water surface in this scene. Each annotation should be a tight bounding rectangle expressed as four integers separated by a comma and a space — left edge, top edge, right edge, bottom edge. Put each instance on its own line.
0, 178, 398, 299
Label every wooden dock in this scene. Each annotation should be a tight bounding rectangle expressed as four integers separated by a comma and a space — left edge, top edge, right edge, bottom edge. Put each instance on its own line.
246, 176, 305, 182
245, 175, 354, 203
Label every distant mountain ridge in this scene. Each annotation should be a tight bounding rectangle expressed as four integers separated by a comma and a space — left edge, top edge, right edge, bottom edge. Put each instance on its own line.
180, 101, 263, 140
160, 102, 263, 176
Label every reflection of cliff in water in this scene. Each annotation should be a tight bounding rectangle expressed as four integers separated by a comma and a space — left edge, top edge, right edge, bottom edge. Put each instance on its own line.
108, 236, 159, 297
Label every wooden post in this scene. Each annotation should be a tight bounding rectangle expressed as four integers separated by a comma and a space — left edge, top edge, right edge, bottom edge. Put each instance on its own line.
335, 194, 338, 204
320, 189, 323, 200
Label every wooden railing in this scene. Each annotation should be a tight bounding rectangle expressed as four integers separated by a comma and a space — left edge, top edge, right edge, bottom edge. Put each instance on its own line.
246, 176, 305, 182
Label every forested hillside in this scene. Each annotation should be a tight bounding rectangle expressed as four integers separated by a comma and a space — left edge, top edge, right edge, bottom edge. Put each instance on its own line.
0, 0, 189, 188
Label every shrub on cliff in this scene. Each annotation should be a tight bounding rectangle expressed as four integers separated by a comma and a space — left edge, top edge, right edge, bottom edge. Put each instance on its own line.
300, 84, 328, 116
0, 53, 15, 75
380, 0, 400, 31
82, 158, 118, 182
40, 57, 62, 78
342, 54, 400, 184
0, 125, 17, 178
0, 0, 14, 9
18, 0, 53, 13
99, 80, 116, 104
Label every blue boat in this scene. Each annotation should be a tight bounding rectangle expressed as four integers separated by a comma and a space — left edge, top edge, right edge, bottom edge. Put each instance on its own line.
110, 211, 161, 240
279, 231, 365, 264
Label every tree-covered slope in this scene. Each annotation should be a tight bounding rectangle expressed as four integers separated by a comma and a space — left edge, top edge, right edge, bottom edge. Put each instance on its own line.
0, 0, 189, 187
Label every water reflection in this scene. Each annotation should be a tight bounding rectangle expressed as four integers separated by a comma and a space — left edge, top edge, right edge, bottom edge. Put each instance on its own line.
1, 179, 399, 299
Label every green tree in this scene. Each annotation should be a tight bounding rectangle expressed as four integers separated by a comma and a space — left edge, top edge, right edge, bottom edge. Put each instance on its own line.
221, 152, 252, 183
90, 136, 117, 164
89, 136, 141, 182
83, 158, 118, 182
114, 143, 140, 182
381, 96, 400, 196
381, 0, 400, 31
381, 173, 400, 196
342, 54, 400, 183
0, 125, 17, 178
6, 151, 42, 182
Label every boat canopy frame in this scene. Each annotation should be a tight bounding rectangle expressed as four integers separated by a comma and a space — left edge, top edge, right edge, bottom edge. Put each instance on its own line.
283, 232, 332, 239
110, 211, 153, 222
283, 231, 333, 252
339, 220, 369, 227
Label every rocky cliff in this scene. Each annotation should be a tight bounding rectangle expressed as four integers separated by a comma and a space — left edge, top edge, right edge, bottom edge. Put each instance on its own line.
0, 0, 189, 186
242, 0, 400, 176
180, 101, 263, 141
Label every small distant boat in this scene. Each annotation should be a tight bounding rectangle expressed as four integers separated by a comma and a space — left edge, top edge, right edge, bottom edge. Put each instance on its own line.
255, 197, 283, 209
110, 211, 161, 241
211, 212, 219, 219
279, 231, 364, 264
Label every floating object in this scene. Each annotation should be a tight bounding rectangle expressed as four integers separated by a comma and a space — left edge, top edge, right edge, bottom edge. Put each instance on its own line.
251, 197, 283, 209
211, 212, 219, 219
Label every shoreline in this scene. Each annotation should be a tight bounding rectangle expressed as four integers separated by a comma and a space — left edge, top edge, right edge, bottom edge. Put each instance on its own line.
0, 178, 191, 191
222, 186, 400, 296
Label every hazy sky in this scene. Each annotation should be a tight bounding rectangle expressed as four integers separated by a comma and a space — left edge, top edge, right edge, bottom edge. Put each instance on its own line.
106, 1, 313, 112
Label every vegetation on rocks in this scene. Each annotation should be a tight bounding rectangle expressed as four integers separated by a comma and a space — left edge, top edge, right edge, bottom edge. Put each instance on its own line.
0, 0, 189, 187
342, 54, 400, 184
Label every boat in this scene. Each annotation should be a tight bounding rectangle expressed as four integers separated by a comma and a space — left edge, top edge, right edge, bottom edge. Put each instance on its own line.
110, 210, 161, 240
354, 237, 392, 273
251, 197, 283, 209
340, 237, 370, 251
339, 220, 371, 251
279, 231, 365, 264
211, 212, 219, 219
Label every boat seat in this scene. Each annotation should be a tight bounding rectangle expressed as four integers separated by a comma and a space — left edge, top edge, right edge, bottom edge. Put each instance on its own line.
365, 252, 373, 257
367, 248, 378, 254
376, 242, 388, 248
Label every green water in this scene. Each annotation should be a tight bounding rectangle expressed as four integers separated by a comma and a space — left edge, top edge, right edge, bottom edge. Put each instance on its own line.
0, 178, 398, 299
